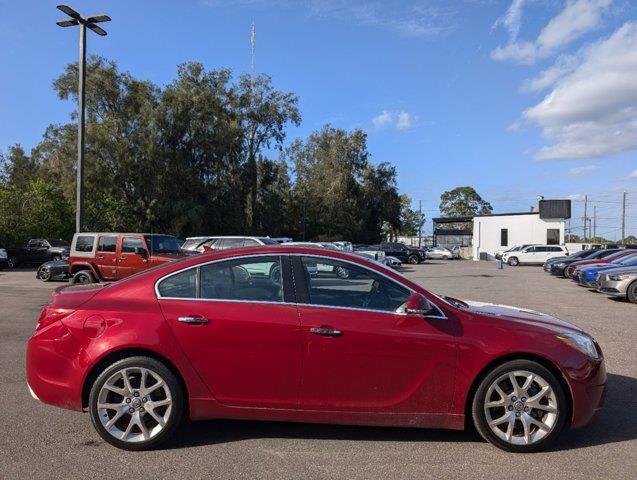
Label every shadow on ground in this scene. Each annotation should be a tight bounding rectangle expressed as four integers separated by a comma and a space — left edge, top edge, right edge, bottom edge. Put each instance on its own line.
165, 373, 637, 452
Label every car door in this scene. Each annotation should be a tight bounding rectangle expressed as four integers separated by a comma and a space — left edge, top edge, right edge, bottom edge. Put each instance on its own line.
117, 236, 148, 279
293, 255, 458, 414
95, 235, 118, 280
158, 254, 302, 408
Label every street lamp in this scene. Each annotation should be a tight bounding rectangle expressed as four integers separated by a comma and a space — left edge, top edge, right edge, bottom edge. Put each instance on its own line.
56, 5, 110, 233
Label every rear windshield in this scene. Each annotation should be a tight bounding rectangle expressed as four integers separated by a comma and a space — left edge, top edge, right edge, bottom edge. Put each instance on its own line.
48, 239, 70, 247
74, 235, 94, 252
144, 235, 182, 254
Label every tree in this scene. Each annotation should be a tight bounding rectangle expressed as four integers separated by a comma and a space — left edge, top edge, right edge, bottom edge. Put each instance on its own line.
395, 194, 423, 237
439, 186, 493, 217
624, 235, 637, 245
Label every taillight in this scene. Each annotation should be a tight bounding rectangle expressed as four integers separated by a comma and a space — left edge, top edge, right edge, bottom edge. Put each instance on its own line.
36, 306, 75, 331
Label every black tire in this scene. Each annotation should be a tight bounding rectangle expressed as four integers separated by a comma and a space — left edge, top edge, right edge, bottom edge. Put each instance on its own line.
89, 356, 184, 451
407, 255, 419, 265
37, 266, 52, 282
7, 256, 18, 269
471, 359, 567, 453
71, 269, 95, 284
627, 280, 637, 304
507, 257, 519, 266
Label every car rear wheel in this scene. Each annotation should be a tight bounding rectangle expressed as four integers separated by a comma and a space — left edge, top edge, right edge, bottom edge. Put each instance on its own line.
37, 265, 51, 282
89, 356, 184, 451
407, 255, 419, 264
472, 359, 566, 453
71, 270, 95, 284
627, 281, 637, 304
507, 257, 519, 266
7, 256, 18, 269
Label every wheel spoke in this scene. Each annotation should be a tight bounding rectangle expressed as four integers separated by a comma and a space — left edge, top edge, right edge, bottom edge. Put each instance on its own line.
105, 409, 125, 429
505, 415, 515, 442
137, 416, 150, 440
146, 407, 165, 427
150, 398, 171, 408
103, 384, 126, 396
520, 414, 531, 444
121, 369, 133, 394
121, 415, 135, 440
141, 368, 149, 390
527, 385, 550, 403
144, 380, 164, 395
525, 413, 550, 432
493, 384, 507, 401
521, 373, 534, 393
527, 401, 557, 413
489, 412, 511, 427
508, 372, 520, 397
97, 402, 122, 411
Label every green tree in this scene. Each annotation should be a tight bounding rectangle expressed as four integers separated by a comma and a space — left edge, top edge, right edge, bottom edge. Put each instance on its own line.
623, 235, 637, 245
439, 186, 493, 217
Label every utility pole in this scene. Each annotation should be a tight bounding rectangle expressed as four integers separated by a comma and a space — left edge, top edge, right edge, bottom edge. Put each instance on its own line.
418, 200, 422, 248
583, 195, 588, 242
56, 5, 110, 232
593, 205, 596, 239
621, 191, 627, 244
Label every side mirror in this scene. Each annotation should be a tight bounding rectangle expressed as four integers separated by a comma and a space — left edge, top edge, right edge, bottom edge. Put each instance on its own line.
134, 246, 148, 256
400, 293, 434, 316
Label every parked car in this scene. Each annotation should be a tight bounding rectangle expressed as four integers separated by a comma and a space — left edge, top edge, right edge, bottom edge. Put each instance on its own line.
543, 249, 598, 273
383, 256, 402, 268
426, 247, 453, 260
36, 258, 71, 282
449, 246, 462, 259
27, 245, 605, 452
494, 244, 535, 260
597, 267, 637, 303
0, 247, 7, 270
548, 248, 617, 277
378, 242, 426, 264
565, 249, 634, 279
6, 238, 70, 268
181, 236, 279, 253
68, 233, 187, 284
577, 254, 637, 287
352, 245, 386, 262
502, 245, 569, 266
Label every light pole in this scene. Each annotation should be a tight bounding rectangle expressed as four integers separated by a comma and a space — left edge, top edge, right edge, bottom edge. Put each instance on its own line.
56, 5, 110, 232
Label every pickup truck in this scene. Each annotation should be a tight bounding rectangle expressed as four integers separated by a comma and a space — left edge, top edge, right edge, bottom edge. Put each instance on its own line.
5, 238, 70, 268
356, 242, 426, 264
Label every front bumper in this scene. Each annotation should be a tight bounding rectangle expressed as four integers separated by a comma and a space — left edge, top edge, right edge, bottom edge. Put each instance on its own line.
597, 278, 629, 297
26, 321, 88, 412
566, 355, 607, 429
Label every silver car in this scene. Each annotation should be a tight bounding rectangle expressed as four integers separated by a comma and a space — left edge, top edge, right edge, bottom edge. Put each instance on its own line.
597, 266, 637, 304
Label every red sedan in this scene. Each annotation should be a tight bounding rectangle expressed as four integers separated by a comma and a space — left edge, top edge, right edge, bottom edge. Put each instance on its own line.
26, 246, 605, 452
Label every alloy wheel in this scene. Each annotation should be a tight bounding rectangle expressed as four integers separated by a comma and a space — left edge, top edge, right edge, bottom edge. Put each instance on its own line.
96, 367, 173, 443
483, 370, 558, 446
38, 267, 51, 282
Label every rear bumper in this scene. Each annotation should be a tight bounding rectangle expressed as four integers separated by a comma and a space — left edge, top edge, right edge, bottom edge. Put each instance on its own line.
26, 321, 87, 412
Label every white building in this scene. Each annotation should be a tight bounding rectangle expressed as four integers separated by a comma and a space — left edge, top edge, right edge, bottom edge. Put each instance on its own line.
472, 212, 565, 260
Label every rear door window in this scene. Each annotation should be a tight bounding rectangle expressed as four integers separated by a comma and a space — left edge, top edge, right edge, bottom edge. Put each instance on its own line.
122, 237, 145, 253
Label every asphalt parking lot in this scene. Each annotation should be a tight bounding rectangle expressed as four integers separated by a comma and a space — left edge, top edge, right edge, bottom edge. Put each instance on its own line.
1, 261, 635, 479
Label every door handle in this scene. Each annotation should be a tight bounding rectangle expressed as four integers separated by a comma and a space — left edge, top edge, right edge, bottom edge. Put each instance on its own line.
178, 315, 210, 325
310, 326, 342, 337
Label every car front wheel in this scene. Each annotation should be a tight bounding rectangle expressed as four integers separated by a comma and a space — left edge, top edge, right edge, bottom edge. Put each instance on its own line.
7, 257, 18, 268
37, 266, 51, 282
627, 280, 637, 304
89, 356, 184, 450
507, 257, 519, 266
407, 255, 419, 264
71, 270, 95, 284
472, 359, 566, 453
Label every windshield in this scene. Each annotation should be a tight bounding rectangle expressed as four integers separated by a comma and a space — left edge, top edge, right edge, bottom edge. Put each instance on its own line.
144, 235, 181, 254
258, 238, 279, 245
48, 239, 70, 247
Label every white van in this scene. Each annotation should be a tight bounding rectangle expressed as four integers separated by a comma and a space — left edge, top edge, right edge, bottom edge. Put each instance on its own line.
502, 245, 568, 266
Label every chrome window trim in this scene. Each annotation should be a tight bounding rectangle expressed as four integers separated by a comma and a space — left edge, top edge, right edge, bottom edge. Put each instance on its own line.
154, 252, 447, 319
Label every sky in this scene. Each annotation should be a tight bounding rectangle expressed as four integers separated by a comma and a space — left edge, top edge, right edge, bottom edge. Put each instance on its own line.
1, 0, 636, 238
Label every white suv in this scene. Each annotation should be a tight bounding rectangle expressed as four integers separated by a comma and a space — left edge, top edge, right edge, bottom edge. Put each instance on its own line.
502, 245, 568, 266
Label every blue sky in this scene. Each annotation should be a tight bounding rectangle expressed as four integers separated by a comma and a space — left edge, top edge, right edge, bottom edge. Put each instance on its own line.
1, 0, 636, 238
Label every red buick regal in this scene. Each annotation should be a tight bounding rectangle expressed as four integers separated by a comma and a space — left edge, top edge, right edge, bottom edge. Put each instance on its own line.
26, 246, 605, 452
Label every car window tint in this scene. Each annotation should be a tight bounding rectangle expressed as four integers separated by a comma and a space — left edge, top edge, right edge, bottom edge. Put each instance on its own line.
122, 237, 144, 253
98, 236, 117, 253
300, 257, 410, 312
75, 235, 95, 252
200, 256, 283, 302
243, 238, 260, 247
158, 269, 197, 298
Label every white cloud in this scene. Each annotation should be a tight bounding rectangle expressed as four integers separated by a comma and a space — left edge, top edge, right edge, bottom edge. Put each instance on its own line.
524, 23, 637, 160
507, 119, 522, 132
492, 0, 526, 42
568, 164, 600, 174
372, 110, 419, 130
492, 0, 612, 64
520, 53, 580, 92
628, 169, 637, 179
568, 193, 586, 200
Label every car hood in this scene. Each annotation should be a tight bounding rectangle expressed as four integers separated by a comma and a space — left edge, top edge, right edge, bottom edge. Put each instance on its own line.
599, 265, 637, 276
461, 300, 582, 333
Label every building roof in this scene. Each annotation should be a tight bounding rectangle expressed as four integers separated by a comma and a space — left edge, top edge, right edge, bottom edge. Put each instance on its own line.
432, 216, 474, 223
473, 212, 539, 218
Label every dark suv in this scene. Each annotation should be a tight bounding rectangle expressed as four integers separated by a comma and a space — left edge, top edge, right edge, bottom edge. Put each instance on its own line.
6, 238, 70, 268
378, 242, 427, 264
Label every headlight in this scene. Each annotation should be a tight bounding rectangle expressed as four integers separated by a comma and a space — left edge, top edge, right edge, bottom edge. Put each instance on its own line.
556, 332, 599, 359
608, 274, 627, 281
554, 262, 565, 267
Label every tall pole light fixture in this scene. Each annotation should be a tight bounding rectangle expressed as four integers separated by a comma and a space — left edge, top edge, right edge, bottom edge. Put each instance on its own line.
56, 5, 110, 232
